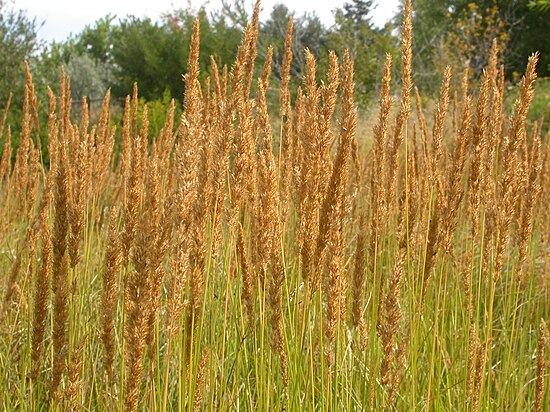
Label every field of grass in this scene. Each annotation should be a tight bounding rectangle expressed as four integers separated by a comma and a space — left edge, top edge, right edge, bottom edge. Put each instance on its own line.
0, 0, 549, 410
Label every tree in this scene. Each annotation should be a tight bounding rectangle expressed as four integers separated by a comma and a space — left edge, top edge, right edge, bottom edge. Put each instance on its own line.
529, 0, 550, 12
440, 2, 509, 76
395, 0, 550, 92
393, 0, 453, 91
260, 4, 329, 82
0, 1, 42, 106
74, 15, 117, 65
505, 1, 550, 79
109, 16, 188, 101
343, 0, 375, 28
65, 53, 109, 102
329, 0, 397, 105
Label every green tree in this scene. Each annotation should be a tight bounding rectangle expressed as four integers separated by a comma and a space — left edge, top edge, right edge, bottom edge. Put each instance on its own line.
395, 0, 550, 92
529, 0, 550, 12
106, 7, 242, 101
343, 0, 375, 28
109, 16, 188, 100
0, 0, 42, 106
260, 4, 329, 81
329, 0, 397, 105
66, 53, 109, 102
505, 1, 550, 79
75, 15, 117, 65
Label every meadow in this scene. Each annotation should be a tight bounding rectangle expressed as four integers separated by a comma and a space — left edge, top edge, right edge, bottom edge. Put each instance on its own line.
0, 0, 548, 410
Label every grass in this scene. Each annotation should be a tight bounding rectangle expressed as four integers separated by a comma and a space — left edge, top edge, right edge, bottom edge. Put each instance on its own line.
0, 0, 549, 411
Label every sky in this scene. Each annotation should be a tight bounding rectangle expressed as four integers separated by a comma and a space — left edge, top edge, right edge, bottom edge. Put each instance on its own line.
13, 0, 400, 43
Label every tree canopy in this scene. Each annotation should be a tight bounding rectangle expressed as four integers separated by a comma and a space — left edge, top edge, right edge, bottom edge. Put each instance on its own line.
0, 1, 42, 105
1, 0, 549, 109
395, 0, 550, 91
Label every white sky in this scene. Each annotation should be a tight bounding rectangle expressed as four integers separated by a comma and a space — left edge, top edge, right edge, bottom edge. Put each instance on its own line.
13, 0, 400, 43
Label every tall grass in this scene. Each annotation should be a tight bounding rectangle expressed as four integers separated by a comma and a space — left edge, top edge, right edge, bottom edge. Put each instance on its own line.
1, 0, 548, 410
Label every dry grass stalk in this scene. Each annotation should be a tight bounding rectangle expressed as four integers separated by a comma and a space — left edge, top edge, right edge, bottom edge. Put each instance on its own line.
381, 152, 417, 387
80, 96, 89, 140
165, 162, 195, 335
259, 46, 273, 91
121, 90, 146, 267
0, 124, 12, 232
369, 53, 393, 245
0, 93, 12, 185
0, 92, 12, 139
421, 67, 451, 302
279, 18, 294, 217
324, 216, 345, 371
243, 1, 261, 100
50, 74, 72, 396
317, 51, 340, 175
25, 144, 40, 221
351, 213, 367, 345
482, 60, 504, 264
157, 99, 176, 179
51, 164, 69, 392
387, 327, 409, 405
440, 73, 473, 308
46, 89, 59, 179
472, 337, 491, 411
291, 86, 304, 201
228, 28, 248, 110
165, 251, 188, 337
468, 66, 491, 243
100, 207, 121, 378
375, 0, 412, 328
12, 85, 32, 217
430, 66, 452, 192
230, 64, 256, 221
206, 56, 232, 232
91, 90, 115, 195
166, 23, 206, 335
237, 222, 253, 325
30, 221, 52, 381
254, 69, 288, 383
121, 96, 132, 189
124, 191, 153, 411
481, 40, 500, 186
64, 337, 86, 411
466, 324, 479, 402
413, 88, 431, 183
144, 154, 174, 355
406, 134, 420, 252
369, 55, 393, 334
184, 20, 201, 120
193, 348, 209, 412
322, 50, 356, 366
255, 55, 275, 275
535, 319, 548, 412
298, 49, 321, 287
23, 61, 40, 138
494, 53, 538, 279
539, 132, 550, 246
516, 121, 543, 282
385, 0, 412, 214
175, 19, 210, 346
27, 93, 59, 380
69, 133, 89, 268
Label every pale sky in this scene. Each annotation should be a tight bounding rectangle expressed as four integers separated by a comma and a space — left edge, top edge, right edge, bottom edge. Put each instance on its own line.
13, 0, 400, 43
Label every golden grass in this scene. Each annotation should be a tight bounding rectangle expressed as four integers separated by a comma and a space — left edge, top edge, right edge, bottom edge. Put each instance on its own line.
0, 0, 548, 410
